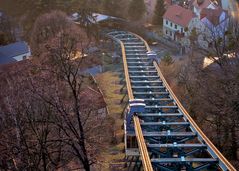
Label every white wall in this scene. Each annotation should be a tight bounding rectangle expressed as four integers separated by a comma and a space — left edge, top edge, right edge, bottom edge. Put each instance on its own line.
201, 11, 229, 38
163, 18, 185, 40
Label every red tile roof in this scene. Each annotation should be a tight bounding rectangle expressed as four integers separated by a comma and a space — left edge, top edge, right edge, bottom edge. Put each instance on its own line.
163, 5, 196, 27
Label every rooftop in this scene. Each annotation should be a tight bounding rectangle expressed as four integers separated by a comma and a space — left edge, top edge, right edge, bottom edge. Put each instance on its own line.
201, 7, 228, 25
0, 41, 30, 65
163, 5, 196, 27
193, 0, 214, 10
72, 12, 117, 23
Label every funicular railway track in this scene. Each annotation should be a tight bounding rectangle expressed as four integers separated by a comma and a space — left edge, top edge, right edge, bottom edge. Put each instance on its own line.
106, 31, 236, 171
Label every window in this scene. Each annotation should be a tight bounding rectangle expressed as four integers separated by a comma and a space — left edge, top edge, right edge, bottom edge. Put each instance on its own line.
175, 24, 177, 29
166, 30, 168, 35
170, 31, 172, 36
181, 28, 184, 33
166, 20, 168, 25
170, 22, 172, 27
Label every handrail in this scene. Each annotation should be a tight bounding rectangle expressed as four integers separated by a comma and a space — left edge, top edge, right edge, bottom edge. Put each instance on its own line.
134, 116, 153, 171
153, 61, 236, 171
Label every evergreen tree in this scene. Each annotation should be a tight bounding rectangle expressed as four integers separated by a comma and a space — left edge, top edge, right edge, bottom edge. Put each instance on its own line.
153, 0, 165, 25
128, 0, 146, 21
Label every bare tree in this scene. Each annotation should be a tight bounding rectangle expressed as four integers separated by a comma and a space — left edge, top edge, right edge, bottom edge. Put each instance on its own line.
0, 11, 110, 171
30, 11, 71, 57
0, 14, 16, 45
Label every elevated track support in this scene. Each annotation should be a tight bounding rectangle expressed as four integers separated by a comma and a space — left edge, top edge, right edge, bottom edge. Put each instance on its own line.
106, 30, 236, 171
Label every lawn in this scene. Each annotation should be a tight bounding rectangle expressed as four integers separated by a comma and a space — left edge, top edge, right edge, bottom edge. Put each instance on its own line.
95, 58, 128, 170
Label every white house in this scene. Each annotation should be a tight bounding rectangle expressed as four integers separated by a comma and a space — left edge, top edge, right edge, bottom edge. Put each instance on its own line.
0, 41, 31, 65
163, 5, 196, 41
192, 0, 217, 17
183, 7, 229, 49
200, 7, 229, 38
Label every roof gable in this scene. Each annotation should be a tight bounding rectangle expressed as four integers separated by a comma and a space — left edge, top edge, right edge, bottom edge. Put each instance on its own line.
193, 0, 214, 10
163, 5, 196, 27
201, 7, 227, 26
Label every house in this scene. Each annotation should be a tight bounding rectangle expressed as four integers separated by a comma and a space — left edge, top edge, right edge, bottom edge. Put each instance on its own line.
163, 5, 196, 41
181, 7, 229, 49
192, 0, 217, 17
0, 41, 31, 65
200, 7, 229, 38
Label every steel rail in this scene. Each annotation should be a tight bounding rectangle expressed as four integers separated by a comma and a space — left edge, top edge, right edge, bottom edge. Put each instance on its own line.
107, 33, 153, 171
107, 31, 236, 171
134, 116, 154, 171
132, 32, 236, 171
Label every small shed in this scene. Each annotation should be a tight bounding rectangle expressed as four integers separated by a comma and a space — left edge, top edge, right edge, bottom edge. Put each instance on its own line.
0, 41, 31, 65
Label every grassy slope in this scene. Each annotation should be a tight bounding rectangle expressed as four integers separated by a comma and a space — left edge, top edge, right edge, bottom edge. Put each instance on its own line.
95, 54, 127, 170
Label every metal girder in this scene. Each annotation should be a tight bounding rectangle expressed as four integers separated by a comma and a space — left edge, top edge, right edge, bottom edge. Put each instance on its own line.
131, 80, 162, 83
127, 131, 196, 137
130, 76, 159, 79
140, 122, 189, 127
126, 53, 147, 56
114, 33, 135, 38
194, 163, 216, 171
147, 144, 207, 149
142, 98, 173, 101
126, 49, 147, 52
107, 30, 236, 171
145, 105, 178, 109
127, 61, 151, 64
124, 42, 145, 45
128, 66, 155, 69
151, 158, 218, 163
129, 71, 158, 74
125, 45, 146, 48
132, 86, 164, 89
133, 92, 169, 95
138, 113, 183, 117
127, 57, 150, 60
119, 37, 139, 41
142, 132, 196, 137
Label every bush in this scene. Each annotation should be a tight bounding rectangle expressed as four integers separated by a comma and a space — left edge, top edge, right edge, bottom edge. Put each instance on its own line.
161, 53, 174, 66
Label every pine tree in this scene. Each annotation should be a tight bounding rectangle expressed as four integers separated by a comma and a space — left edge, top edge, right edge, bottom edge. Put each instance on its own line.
128, 0, 146, 21
152, 0, 166, 25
